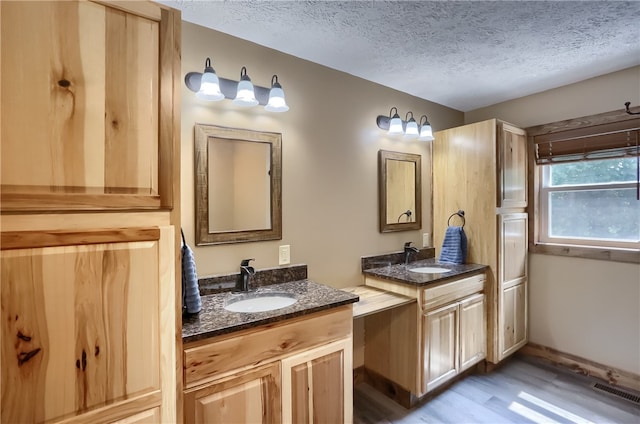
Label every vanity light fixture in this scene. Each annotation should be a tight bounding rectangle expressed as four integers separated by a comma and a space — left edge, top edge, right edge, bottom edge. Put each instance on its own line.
184, 58, 290, 112
418, 115, 434, 141
387, 107, 404, 135
404, 112, 419, 139
376, 108, 434, 140
196, 58, 224, 101
233, 67, 259, 107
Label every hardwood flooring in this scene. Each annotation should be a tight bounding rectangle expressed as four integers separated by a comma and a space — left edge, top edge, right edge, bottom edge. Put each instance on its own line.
354, 356, 640, 423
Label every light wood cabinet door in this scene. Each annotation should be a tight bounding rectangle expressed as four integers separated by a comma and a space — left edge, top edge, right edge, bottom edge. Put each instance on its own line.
459, 294, 487, 372
184, 362, 281, 424
499, 213, 528, 287
110, 407, 160, 424
423, 303, 458, 393
1, 226, 175, 423
281, 338, 353, 424
497, 122, 527, 208
501, 281, 528, 358
0, 0, 180, 212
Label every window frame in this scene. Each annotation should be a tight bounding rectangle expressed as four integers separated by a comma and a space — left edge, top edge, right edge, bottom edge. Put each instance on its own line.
526, 109, 640, 264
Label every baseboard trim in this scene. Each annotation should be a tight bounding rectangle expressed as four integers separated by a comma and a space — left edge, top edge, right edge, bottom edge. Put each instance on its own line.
519, 342, 640, 392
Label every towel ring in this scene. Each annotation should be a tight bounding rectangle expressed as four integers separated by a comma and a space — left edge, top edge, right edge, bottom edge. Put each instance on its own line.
447, 210, 465, 228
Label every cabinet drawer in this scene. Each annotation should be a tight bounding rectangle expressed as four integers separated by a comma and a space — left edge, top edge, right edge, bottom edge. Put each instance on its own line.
422, 273, 485, 311
184, 306, 352, 388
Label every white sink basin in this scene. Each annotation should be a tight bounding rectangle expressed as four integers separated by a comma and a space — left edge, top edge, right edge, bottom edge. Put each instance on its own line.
409, 266, 452, 274
224, 292, 297, 313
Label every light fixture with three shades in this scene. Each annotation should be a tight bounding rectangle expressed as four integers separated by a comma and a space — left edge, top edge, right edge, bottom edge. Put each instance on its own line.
376, 107, 434, 141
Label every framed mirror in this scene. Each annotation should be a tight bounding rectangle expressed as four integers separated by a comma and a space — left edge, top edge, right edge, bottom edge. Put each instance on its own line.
195, 124, 282, 245
378, 150, 422, 232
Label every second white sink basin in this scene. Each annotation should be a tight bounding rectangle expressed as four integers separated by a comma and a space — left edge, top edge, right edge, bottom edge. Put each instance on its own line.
224, 292, 297, 313
409, 266, 452, 274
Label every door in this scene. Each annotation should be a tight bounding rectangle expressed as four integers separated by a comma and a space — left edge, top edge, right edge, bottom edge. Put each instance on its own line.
459, 294, 487, 371
281, 338, 353, 424
498, 213, 528, 359
497, 122, 527, 208
184, 362, 281, 424
423, 302, 458, 392
1, 226, 175, 423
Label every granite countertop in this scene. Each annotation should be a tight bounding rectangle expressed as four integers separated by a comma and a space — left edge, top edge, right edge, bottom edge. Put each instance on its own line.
182, 279, 359, 343
363, 258, 487, 287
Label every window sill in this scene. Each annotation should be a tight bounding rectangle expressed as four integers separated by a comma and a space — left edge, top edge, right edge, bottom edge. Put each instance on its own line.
529, 242, 639, 264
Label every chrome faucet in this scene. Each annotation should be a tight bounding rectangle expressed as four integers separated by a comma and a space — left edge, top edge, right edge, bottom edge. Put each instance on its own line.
237, 258, 256, 292
404, 242, 419, 265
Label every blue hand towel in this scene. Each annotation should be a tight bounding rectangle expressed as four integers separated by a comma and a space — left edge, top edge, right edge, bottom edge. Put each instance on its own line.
181, 232, 201, 315
439, 226, 468, 265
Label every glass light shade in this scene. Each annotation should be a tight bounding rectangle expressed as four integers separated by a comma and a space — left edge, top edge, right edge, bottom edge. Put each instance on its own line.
265, 82, 289, 112
196, 70, 224, 101
419, 124, 434, 141
388, 115, 403, 135
405, 118, 419, 138
233, 78, 258, 107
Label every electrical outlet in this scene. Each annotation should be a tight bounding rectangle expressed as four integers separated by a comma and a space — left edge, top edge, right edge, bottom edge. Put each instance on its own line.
422, 233, 430, 247
279, 245, 290, 265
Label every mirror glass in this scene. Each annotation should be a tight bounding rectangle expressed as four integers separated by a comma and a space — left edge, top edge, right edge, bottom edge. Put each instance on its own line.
379, 150, 422, 232
195, 124, 282, 245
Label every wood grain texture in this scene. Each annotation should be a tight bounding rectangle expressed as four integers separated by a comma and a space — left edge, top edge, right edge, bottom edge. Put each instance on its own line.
158, 226, 177, 424
56, 391, 162, 424
281, 338, 353, 424
194, 124, 282, 245
497, 123, 527, 208
459, 293, 486, 372
1, 236, 160, 423
499, 213, 528, 288
500, 282, 527, 358
0, 0, 180, 212
1, 227, 160, 250
109, 406, 160, 424
423, 303, 458, 393
364, 302, 419, 393
183, 306, 352, 388
355, 356, 640, 424
341, 285, 415, 318
378, 150, 422, 233
184, 362, 281, 424
421, 273, 486, 311
434, 119, 528, 365
520, 342, 640, 392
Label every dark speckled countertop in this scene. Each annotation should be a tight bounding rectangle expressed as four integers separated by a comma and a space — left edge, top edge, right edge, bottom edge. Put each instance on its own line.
363, 258, 487, 286
182, 279, 359, 343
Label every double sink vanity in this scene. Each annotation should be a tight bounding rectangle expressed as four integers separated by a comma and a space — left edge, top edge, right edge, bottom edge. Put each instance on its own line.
181, 248, 487, 422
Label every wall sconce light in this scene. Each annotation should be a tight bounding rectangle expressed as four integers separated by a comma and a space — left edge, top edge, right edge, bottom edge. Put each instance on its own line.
376, 107, 434, 141
185, 58, 289, 112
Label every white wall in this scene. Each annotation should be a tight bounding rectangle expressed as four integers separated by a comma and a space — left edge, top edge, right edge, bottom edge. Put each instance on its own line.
465, 66, 640, 374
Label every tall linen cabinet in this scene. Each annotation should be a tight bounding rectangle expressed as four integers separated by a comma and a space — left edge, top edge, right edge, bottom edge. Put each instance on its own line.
1, 1, 181, 423
433, 119, 528, 364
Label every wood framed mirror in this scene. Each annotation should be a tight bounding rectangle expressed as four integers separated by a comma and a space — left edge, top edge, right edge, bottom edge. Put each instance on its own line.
379, 150, 422, 232
195, 124, 282, 245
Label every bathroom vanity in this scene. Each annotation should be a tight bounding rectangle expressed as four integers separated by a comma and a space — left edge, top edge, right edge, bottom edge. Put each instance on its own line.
182, 277, 358, 424
358, 259, 488, 407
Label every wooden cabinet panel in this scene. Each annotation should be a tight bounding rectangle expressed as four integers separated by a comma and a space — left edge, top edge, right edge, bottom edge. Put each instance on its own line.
501, 282, 528, 358
110, 407, 160, 424
1, 229, 163, 423
498, 123, 527, 208
459, 294, 487, 372
499, 213, 528, 287
0, 0, 179, 211
184, 363, 281, 424
282, 338, 352, 424
423, 303, 458, 392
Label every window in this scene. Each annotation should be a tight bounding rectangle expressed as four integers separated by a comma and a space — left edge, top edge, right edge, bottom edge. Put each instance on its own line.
528, 111, 640, 262
539, 158, 639, 249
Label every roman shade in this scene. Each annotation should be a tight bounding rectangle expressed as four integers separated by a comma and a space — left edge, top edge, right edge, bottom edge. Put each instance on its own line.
533, 117, 640, 164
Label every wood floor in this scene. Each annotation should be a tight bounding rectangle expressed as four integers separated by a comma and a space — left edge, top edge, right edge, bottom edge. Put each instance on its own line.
354, 356, 640, 423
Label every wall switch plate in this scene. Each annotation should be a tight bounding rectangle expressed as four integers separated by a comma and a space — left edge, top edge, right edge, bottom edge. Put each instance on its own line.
422, 233, 430, 247
279, 245, 290, 265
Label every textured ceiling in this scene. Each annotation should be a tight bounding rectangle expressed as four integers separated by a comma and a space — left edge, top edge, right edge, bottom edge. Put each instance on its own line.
159, 0, 640, 112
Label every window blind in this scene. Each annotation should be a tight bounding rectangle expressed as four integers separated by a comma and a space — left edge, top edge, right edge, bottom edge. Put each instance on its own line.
533, 118, 640, 165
